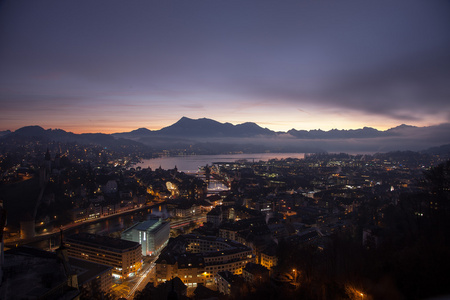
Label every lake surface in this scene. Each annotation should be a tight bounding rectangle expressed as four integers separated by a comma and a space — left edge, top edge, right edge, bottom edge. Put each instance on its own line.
134, 153, 305, 173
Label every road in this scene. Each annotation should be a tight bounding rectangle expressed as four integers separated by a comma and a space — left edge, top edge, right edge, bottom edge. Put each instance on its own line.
170, 214, 206, 229
112, 256, 158, 299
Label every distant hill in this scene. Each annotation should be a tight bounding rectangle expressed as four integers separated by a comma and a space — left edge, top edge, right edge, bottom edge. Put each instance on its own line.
422, 144, 450, 155
3, 119, 450, 154
287, 126, 390, 139
0, 130, 11, 137
0, 125, 153, 153
159, 117, 276, 137
110, 118, 450, 153
114, 118, 447, 140
114, 117, 276, 138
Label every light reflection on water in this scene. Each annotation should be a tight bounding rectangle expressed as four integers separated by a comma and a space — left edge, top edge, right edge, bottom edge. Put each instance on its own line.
134, 153, 306, 173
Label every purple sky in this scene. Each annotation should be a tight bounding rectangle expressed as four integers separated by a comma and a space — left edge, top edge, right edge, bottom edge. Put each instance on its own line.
1, 0, 449, 133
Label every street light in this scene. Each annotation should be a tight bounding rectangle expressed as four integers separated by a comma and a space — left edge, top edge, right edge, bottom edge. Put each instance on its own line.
292, 269, 297, 283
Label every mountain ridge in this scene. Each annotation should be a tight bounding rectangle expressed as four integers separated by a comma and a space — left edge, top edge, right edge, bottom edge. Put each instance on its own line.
113, 117, 422, 138
2, 118, 449, 153
3, 118, 449, 140
113, 117, 428, 140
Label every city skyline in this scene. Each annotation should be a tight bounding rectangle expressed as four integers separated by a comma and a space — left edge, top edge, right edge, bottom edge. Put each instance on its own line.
1, 0, 450, 134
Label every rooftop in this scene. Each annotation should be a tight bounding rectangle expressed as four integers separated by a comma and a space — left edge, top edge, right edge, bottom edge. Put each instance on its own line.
66, 232, 141, 252
69, 256, 112, 286
243, 262, 270, 274
1, 246, 79, 300
135, 219, 160, 231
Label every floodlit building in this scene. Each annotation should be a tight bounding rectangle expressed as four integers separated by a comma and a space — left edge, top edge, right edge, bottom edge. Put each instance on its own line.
260, 246, 278, 270
121, 218, 170, 256
65, 232, 142, 278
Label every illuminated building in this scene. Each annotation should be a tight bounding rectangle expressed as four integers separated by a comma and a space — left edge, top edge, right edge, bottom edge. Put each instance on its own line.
65, 233, 142, 278
155, 234, 253, 288
121, 218, 170, 256
173, 201, 200, 218
260, 246, 278, 270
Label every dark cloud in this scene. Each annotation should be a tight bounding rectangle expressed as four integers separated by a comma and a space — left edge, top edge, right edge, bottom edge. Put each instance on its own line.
1, 0, 449, 130
315, 51, 450, 120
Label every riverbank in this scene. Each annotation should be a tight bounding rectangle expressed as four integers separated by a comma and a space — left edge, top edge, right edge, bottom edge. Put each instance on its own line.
4, 201, 166, 248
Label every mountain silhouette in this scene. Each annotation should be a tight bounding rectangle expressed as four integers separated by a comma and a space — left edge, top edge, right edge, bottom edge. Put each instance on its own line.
1, 126, 149, 151
114, 117, 415, 140
158, 117, 275, 137
114, 117, 276, 138
3, 118, 449, 153
287, 126, 391, 139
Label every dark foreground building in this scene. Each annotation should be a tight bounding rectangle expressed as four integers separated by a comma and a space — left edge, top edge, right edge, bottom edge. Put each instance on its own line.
0, 245, 113, 299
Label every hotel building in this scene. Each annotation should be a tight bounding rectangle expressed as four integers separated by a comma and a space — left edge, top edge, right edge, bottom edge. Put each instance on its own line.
65, 233, 142, 278
121, 218, 170, 257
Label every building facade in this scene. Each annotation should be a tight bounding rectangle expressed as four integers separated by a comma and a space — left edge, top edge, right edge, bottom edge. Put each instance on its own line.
260, 247, 278, 270
155, 234, 254, 288
121, 218, 170, 256
65, 233, 142, 278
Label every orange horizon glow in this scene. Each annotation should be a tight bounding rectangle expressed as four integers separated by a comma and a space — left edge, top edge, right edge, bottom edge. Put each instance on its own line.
2, 117, 444, 135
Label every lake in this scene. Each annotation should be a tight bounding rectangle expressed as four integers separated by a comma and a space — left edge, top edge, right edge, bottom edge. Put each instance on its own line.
134, 153, 306, 173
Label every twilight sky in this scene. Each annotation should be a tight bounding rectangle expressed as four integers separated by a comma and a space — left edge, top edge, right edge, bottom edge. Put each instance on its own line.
1, 0, 449, 134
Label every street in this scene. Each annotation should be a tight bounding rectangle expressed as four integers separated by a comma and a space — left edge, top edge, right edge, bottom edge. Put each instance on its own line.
112, 256, 158, 299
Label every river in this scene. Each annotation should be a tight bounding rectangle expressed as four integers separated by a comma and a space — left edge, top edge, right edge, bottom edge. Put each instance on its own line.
134, 153, 306, 173
28, 204, 169, 250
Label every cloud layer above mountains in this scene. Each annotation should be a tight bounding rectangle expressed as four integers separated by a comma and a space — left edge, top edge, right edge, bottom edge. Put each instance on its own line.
1, 0, 449, 133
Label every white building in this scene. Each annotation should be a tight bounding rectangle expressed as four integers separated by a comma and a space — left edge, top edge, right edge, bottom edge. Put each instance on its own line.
121, 219, 170, 256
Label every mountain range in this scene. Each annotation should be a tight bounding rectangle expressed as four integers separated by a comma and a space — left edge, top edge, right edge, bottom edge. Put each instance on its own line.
1, 117, 450, 154
113, 117, 277, 139
113, 117, 424, 139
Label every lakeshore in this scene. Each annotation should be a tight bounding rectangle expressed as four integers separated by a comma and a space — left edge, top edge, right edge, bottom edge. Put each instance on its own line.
134, 152, 306, 173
